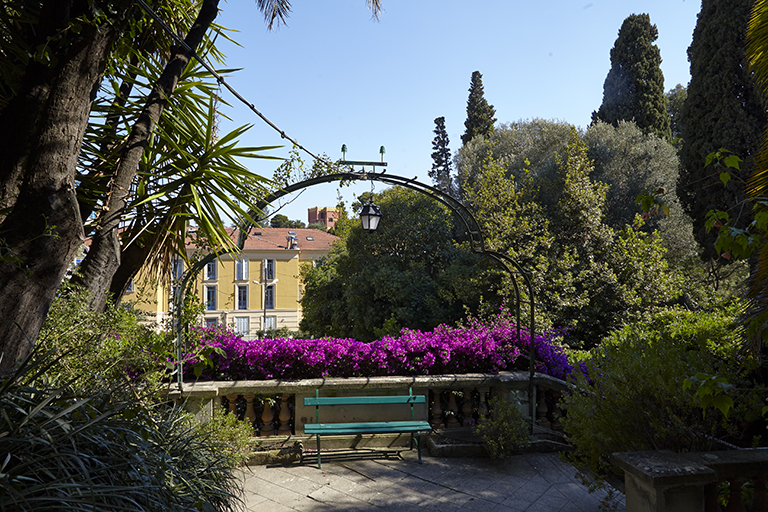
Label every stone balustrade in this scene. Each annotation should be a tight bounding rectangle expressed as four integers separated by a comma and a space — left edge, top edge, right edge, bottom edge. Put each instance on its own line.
166, 371, 568, 444
613, 449, 768, 512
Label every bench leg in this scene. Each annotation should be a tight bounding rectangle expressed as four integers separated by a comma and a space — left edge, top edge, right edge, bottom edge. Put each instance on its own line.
417, 432, 423, 464
316, 434, 322, 469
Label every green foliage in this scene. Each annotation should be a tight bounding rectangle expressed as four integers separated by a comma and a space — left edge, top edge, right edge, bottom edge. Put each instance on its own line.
198, 408, 257, 466
457, 120, 695, 264
666, 84, 687, 147
270, 213, 306, 228
299, 187, 491, 340
592, 14, 671, 140
0, 351, 244, 512
430, 116, 453, 194
36, 283, 170, 392
461, 71, 497, 145
585, 120, 699, 265
307, 222, 328, 231
562, 306, 764, 478
455, 118, 572, 200
678, 0, 768, 260
474, 396, 530, 459
683, 373, 735, 419
75, 27, 278, 303
463, 127, 683, 348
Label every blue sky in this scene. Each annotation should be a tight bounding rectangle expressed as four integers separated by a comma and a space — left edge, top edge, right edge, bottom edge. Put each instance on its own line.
214, 1, 702, 224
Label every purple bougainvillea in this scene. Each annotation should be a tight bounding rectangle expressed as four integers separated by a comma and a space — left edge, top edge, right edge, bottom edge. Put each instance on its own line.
182, 313, 575, 381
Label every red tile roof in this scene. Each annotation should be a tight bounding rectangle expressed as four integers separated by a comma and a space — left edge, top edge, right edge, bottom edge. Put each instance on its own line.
187, 227, 339, 251
243, 227, 339, 251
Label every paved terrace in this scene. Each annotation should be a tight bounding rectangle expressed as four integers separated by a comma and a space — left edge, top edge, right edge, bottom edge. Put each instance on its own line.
239, 451, 626, 512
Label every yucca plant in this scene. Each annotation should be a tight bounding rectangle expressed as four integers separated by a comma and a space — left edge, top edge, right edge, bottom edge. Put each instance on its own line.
0, 351, 244, 512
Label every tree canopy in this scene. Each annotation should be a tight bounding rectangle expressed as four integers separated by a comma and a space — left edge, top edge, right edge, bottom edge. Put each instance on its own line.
270, 214, 306, 228
299, 187, 491, 340
460, 124, 685, 347
678, 0, 768, 260
0, 0, 382, 371
461, 71, 497, 145
592, 13, 671, 140
430, 116, 453, 195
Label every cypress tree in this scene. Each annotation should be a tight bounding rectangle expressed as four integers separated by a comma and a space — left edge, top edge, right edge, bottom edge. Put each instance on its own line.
677, 0, 768, 260
461, 71, 497, 145
592, 14, 671, 140
666, 84, 687, 146
430, 116, 453, 194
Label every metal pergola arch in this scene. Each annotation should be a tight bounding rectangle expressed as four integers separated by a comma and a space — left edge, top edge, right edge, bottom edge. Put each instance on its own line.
173, 169, 536, 424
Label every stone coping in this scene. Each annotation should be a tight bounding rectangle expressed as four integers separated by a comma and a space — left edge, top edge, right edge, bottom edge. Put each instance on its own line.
163, 371, 568, 400
683, 448, 768, 480
613, 448, 768, 489
612, 450, 717, 488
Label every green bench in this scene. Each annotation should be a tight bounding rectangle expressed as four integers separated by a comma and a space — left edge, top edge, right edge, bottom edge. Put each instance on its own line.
303, 388, 431, 468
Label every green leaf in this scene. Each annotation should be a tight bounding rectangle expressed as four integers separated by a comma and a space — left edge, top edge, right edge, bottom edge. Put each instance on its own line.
710, 394, 733, 418
720, 172, 731, 186
724, 154, 742, 170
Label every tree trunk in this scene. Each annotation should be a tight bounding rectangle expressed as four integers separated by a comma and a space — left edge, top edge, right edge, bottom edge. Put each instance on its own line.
0, 21, 118, 371
0, 2, 76, 220
72, 0, 220, 313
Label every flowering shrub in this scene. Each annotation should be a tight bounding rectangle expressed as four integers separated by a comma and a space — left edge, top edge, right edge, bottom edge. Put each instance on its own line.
184, 313, 574, 381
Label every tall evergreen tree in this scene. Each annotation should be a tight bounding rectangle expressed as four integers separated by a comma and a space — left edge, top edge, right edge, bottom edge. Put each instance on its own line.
677, 0, 768, 260
430, 116, 453, 194
592, 14, 671, 140
666, 84, 687, 145
461, 71, 497, 145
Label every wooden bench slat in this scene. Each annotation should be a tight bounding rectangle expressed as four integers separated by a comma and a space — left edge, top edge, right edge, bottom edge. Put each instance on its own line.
304, 396, 425, 406
304, 420, 431, 435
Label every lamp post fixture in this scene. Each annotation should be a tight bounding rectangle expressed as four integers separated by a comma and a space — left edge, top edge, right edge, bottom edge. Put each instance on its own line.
359, 199, 382, 232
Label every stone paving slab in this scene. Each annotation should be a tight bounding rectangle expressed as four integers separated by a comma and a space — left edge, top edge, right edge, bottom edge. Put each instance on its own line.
239, 451, 625, 512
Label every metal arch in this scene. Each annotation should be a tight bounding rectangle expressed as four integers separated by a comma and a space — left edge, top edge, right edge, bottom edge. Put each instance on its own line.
236, 171, 486, 255
174, 170, 536, 412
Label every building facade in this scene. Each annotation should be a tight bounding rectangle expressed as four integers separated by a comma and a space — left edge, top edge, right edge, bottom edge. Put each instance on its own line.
127, 227, 338, 337
307, 206, 338, 229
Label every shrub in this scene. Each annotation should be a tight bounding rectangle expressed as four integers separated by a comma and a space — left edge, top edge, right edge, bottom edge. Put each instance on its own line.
36, 283, 171, 392
562, 305, 765, 479
475, 396, 531, 459
0, 352, 243, 512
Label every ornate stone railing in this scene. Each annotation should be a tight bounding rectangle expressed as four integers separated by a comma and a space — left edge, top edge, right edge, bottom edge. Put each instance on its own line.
166, 371, 568, 441
613, 449, 768, 512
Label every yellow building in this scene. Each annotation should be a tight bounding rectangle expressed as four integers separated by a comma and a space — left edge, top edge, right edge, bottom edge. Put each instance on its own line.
128, 227, 339, 337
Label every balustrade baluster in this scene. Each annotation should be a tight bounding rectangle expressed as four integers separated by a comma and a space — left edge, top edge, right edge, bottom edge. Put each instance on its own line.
446, 391, 460, 428
725, 480, 746, 512
243, 394, 257, 429
477, 387, 489, 422
260, 397, 276, 436
225, 394, 238, 416
461, 388, 473, 426
536, 387, 551, 429
752, 478, 768, 512
705, 483, 723, 512
430, 389, 444, 428
277, 393, 292, 435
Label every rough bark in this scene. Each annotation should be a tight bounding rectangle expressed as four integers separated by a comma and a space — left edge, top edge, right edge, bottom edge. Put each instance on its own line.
0, 19, 118, 370
71, 0, 220, 313
0, 2, 73, 219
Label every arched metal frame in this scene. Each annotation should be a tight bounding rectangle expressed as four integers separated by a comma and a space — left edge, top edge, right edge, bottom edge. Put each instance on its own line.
173, 169, 536, 426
